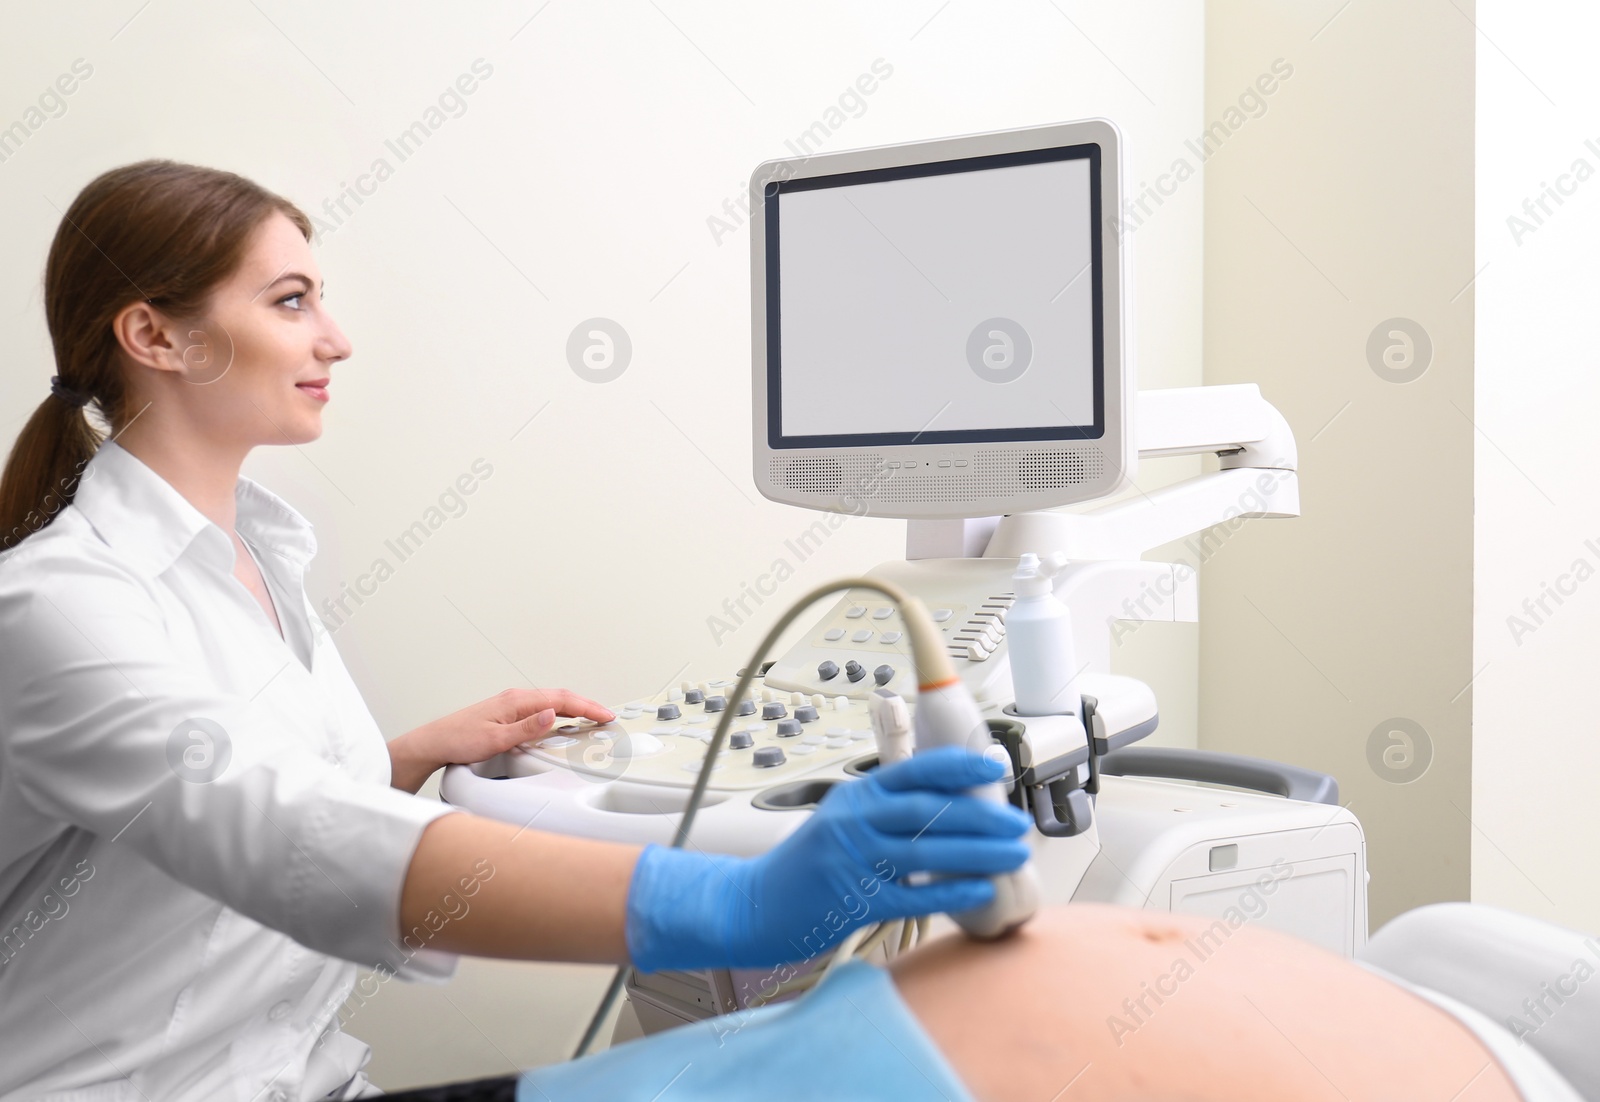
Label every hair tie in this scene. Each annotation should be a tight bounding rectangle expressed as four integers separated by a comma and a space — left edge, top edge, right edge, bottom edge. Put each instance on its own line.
49, 375, 91, 409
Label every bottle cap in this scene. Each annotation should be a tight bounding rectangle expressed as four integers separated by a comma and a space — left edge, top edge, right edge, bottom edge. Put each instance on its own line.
1012, 550, 1068, 597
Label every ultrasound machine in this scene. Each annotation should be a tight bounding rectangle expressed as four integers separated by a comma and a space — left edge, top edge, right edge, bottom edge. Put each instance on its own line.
442, 117, 1367, 1037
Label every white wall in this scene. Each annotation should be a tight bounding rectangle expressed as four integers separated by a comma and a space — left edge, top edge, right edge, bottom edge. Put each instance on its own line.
1199, 0, 1477, 927
1473, 1, 1600, 932
1, 2, 1205, 1088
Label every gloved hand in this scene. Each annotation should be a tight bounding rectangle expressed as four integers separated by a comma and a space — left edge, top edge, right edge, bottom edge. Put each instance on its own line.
625, 746, 1032, 973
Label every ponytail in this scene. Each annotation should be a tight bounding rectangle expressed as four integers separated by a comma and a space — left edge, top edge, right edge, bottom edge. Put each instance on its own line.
0, 387, 103, 551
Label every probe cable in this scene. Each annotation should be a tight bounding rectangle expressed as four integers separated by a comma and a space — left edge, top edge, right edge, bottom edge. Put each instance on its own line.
571, 577, 940, 1058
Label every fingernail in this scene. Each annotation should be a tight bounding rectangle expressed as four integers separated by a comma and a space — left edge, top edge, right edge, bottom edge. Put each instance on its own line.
536, 707, 556, 726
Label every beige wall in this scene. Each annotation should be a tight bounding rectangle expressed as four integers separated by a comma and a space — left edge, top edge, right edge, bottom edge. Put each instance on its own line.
1, 2, 1206, 1088
1199, 1, 1476, 927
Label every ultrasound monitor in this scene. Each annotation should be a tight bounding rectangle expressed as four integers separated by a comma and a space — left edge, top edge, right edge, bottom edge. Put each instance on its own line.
750, 118, 1132, 519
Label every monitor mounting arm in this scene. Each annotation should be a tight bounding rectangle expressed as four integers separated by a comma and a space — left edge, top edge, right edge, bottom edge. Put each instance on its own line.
905, 384, 1299, 674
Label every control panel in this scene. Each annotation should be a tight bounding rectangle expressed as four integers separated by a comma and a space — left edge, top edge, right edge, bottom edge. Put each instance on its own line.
763, 557, 1028, 704
523, 674, 879, 792
807, 591, 1014, 680
449, 666, 1155, 853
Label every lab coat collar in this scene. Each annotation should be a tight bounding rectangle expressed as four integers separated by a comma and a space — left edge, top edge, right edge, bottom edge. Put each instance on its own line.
72, 438, 319, 579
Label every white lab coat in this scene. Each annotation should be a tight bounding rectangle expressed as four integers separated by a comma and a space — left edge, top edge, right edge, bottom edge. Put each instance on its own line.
0, 439, 463, 1101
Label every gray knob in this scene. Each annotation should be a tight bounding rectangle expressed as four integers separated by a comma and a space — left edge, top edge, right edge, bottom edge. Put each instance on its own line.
761, 701, 787, 720
704, 695, 726, 713
775, 718, 802, 737
845, 660, 866, 683
873, 664, 895, 686
684, 689, 705, 704
818, 660, 840, 681
735, 698, 757, 716
794, 705, 819, 723
656, 703, 681, 721
752, 746, 786, 768
729, 730, 754, 749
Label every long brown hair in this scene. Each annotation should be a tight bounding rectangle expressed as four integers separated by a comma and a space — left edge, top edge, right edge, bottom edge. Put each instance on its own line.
0, 160, 312, 551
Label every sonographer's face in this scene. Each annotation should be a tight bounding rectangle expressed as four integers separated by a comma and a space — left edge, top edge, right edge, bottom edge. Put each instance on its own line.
181, 211, 351, 446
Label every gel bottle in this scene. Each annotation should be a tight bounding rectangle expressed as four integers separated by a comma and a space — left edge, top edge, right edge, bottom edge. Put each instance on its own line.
1008, 551, 1080, 717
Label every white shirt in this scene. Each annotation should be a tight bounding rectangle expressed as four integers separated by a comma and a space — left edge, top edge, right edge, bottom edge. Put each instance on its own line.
0, 439, 462, 1102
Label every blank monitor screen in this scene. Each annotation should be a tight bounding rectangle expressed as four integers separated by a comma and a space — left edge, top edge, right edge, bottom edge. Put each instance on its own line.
766, 145, 1103, 449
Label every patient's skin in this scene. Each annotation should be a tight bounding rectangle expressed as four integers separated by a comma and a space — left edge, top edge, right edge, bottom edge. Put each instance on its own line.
889, 904, 1521, 1102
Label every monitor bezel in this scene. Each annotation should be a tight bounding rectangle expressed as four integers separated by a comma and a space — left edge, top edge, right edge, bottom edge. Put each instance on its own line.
749, 118, 1131, 519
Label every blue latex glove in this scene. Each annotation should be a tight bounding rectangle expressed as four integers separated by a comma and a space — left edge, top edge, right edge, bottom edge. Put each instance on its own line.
625, 746, 1032, 973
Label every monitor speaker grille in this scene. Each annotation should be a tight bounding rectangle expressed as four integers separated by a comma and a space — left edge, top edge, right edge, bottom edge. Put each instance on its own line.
771, 448, 1106, 504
